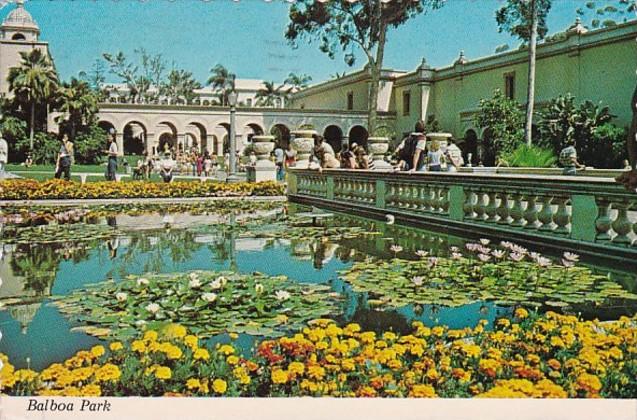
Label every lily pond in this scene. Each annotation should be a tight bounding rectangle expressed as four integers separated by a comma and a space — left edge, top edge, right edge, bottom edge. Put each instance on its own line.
1, 200, 636, 370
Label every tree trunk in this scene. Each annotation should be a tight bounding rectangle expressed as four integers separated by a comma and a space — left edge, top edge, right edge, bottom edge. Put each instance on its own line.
29, 101, 35, 150
525, 0, 538, 146
368, 22, 387, 137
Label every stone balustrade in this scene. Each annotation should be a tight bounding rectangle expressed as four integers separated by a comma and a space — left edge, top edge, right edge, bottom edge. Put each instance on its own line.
288, 168, 637, 260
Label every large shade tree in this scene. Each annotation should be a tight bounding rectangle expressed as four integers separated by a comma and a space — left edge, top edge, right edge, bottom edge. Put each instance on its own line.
103, 48, 166, 103
285, 0, 445, 135
496, 0, 552, 146
7, 49, 58, 150
54, 77, 100, 141
207, 64, 236, 106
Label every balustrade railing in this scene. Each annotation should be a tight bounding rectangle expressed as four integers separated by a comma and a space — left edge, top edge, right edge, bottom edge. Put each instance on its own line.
289, 169, 637, 254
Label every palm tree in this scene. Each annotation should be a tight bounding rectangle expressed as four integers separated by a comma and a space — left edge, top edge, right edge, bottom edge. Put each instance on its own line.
55, 77, 99, 140
7, 49, 58, 150
284, 72, 312, 94
255, 81, 283, 107
160, 68, 202, 104
207, 64, 235, 106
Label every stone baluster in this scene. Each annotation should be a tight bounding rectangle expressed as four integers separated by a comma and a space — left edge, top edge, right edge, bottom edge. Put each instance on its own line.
427, 186, 437, 213
611, 200, 633, 245
496, 192, 511, 225
485, 191, 498, 223
537, 195, 555, 232
474, 190, 488, 221
509, 193, 525, 227
552, 196, 571, 235
387, 183, 397, 208
440, 186, 450, 214
523, 194, 540, 229
411, 185, 421, 210
463, 188, 476, 220
418, 185, 428, 212
594, 197, 612, 242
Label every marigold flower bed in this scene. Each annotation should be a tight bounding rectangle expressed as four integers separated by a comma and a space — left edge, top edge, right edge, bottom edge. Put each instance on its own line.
2, 311, 636, 398
0, 179, 284, 200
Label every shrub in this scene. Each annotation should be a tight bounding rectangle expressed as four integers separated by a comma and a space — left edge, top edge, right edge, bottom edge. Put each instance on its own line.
15, 132, 59, 165
579, 123, 627, 169
74, 124, 108, 164
499, 144, 557, 168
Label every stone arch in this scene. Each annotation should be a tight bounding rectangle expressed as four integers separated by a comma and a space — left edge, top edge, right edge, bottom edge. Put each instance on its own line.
348, 125, 369, 149
186, 121, 208, 154
244, 123, 264, 144
156, 121, 178, 155
11, 33, 26, 41
463, 129, 479, 165
215, 122, 231, 154
323, 125, 343, 153
122, 121, 148, 156
270, 123, 291, 148
97, 120, 116, 135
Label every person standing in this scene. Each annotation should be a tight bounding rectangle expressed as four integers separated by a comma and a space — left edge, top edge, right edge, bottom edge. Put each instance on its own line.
54, 133, 73, 181
105, 132, 118, 181
445, 138, 464, 172
395, 121, 427, 171
559, 138, 585, 175
274, 145, 285, 180
426, 140, 444, 172
0, 131, 8, 175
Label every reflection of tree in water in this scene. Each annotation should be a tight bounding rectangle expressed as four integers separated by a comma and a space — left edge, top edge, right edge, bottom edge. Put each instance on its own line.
10, 242, 92, 295
113, 229, 205, 276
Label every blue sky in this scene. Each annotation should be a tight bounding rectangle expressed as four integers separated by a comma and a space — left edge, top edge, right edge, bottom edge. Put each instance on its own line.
3, 0, 630, 85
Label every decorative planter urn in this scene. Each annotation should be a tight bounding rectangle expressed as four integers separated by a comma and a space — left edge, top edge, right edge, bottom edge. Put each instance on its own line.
247, 135, 276, 182
291, 130, 316, 169
425, 132, 452, 149
367, 137, 392, 170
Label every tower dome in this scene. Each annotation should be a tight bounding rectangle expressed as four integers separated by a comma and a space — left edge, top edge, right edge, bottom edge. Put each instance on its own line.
2, 0, 39, 41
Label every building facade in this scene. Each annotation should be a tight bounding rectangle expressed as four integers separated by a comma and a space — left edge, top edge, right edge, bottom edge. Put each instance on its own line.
0, 0, 52, 98
288, 18, 637, 159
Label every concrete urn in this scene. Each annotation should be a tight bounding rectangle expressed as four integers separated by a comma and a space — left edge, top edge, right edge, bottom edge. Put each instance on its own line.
247, 135, 276, 182
291, 130, 316, 169
367, 137, 392, 170
426, 132, 452, 149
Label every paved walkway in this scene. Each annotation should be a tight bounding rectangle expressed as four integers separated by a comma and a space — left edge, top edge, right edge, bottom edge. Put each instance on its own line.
0, 195, 287, 207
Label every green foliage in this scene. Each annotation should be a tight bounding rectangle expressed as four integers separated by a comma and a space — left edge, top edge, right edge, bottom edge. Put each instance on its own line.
103, 48, 166, 103
499, 144, 557, 168
537, 94, 615, 162
160, 68, 202, 104
495, 0, 553, 41
255, 81, 284, 107
474, 89, 524, 159
580, 123, 628, 169
15, 132, 58, 164
55, 77, 100, 140
74, 124, 108, 164
207, 64, 235, 106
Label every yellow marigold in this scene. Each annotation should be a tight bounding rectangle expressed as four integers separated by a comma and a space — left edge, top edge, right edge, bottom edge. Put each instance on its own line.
184, 335, 198, 349
547, 359, 561, 370
341, 359, 356, 372
271, 368, 288, 384
461, 344, 481, 358
212, 378, 227, 394
515, 308, 529, 319
90, 345, 105, 358
409, 384, 437, 398
426, 367, 439, 381
227, 355, 240, 366
131, 340, 147, 353
161, 344, 183, 360
154, 366, 172, 380
143, 331, 159, 342
550, 336, 565, 348
576, 373, 602, 394
288, 361, 305, 375
478, 358, 500, 378
186, 378, 201, 390
359, 331, 376, 344
308, 365, 326, 380
95, 364, 121, 382
109, 342, 123, 352
387, 359, 402, 370
80, 384, 102, 397
218, 344, 235, 356
409, 344, 425, 357
496, 318, 510, 328
193, 348, 210, 361
325, 324, 343, 337
382, 331, 397, 342
452, 368, 471, 383
229, 333, 239, 340
432, 326, 445, 337
316, 341, 329, 351
162, 324, 187, 340
13, 369, 37, 383
343, 323, 361, 335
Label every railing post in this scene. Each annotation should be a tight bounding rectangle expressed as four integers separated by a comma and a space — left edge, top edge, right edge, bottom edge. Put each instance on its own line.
326, 175, 334, 200
448, 185, 464, 221
570, 194, 598, 242
288, 170, 298, 195
376, 179, 386, 209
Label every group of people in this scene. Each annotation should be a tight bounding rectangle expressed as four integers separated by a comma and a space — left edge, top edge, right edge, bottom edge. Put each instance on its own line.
306, 134, 373, 173
54, 131, 119, 181
394, 120, 464, 172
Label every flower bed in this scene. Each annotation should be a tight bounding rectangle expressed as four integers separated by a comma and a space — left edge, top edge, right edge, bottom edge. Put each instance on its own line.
342, 241, 637, 310
53, 271, 341, 339
1, 312, 636, 397
0, 179, 284, 200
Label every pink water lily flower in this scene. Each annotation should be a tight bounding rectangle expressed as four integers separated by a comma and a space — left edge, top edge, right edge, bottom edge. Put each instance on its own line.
478, 253, 492, 262
563, 252, 580, 262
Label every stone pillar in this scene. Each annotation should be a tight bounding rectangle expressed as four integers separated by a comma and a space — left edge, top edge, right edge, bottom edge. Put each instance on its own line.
206, 134, 216, 154
116, 133, 124, 157
176, 133, 186, 155
247, 135, 276, 182
291, 130, 316, 169
367, 137, 392, 170
341, 135, 349, 149
145, 133, 157, 156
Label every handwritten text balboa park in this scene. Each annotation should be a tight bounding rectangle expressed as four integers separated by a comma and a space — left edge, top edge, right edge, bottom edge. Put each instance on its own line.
27, 398, 112, 412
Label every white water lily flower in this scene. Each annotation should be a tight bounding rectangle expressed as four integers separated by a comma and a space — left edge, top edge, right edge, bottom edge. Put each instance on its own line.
492, 250, 505, 259
451, 252, 463, 260
189, 272, 199, 281
536, 257, 552, 267
275, 290, 291, 301
218, 276, 228, 287
137, 277, 149, 287
390, 245, 403, 254
563, 252, 580, 262
415, 250, 429, 258
509, 252, 525, 262
210, 279, 223, 290
478, 253, 492, 262
189, 278, 202, 289
135, 320, 147, 326
116, 292, 128, 302
449, 246, 460, 253
562, 258, 575, 268
255, 283, 265, 295
146, 303, 160, 314
202, 292, 217, 303
479, 238, 490, 246
411, 276, 424, 287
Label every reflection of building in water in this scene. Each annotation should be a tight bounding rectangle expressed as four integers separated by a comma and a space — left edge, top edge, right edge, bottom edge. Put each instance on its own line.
8, 302, 41, 334
235, 238, 269, 252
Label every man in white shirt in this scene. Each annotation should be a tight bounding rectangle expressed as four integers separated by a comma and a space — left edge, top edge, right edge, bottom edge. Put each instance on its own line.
0, 132, 8, 174
106, 133, 118, 181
